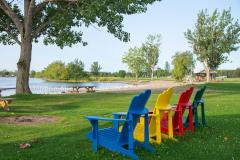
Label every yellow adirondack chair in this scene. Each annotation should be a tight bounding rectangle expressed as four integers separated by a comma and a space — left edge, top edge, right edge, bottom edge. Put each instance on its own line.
134, 88, 174, 144
0, 98, 14, 111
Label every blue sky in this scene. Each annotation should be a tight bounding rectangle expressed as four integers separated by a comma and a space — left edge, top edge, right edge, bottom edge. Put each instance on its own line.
1, 0, 240, 72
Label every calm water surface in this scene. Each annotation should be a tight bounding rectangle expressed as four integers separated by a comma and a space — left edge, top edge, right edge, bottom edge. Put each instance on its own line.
0, 77, 130, 96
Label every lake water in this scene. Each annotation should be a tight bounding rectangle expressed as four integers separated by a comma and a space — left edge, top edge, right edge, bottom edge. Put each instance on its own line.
0, 77, 131, 96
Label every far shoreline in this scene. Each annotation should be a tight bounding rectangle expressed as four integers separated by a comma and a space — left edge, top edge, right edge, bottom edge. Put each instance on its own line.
39, 77, 176, 85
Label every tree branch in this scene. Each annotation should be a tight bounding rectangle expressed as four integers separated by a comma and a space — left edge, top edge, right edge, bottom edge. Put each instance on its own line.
33, 0, 78, 38
32, 16, 54, 38
5, 29, 21, 45
0, 18, 21, 45
0, 0, 23, 34
24, 0, 35, 38
39, 0, 77, 3
33, 1, 48, 15
34, 0, 77, 15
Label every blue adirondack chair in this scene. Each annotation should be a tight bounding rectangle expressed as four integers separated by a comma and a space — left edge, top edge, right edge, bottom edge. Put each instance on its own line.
85, 90, 154, 160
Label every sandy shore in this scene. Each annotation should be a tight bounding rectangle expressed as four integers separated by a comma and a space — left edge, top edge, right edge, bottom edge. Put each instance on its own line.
97, 80, 195, 93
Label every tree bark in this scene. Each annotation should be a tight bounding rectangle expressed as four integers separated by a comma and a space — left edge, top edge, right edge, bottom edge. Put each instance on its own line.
203, 60, 210, 82
135, 73, 138, 80
16, 36, 32, 94
151, 66, 154, 80
15, 0, 34, 94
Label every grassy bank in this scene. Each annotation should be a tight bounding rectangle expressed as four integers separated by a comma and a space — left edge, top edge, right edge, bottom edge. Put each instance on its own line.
40, 76, 175, 83
0, 83, 239, 159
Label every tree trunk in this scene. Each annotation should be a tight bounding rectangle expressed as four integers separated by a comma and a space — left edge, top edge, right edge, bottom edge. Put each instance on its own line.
151, 68, 154, 80
16, 0, 34, 94
135, 73, 138, 80
16, 37, 32, 94
203, 60, 210, 82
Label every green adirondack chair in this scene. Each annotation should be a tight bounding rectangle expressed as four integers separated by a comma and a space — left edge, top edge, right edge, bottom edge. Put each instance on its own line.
185, 86, 207, 128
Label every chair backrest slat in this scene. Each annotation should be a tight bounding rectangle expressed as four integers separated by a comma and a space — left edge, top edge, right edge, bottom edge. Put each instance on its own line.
193, 86, 206, 106
149, 88, 173, 135
172, 87, 193, 128
155, 88, 173, 110
118, 90, 151, 144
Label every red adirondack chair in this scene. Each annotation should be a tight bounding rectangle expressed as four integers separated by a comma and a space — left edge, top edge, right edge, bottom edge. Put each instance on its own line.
161, 87, 194, 136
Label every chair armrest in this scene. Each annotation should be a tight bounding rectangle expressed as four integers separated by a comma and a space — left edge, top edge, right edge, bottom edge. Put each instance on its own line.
196, 99, 204, 103
159, 107, 172, 111
112, 112, 127, 117
169, 105, 177, 109
173, 109, 181, 112
148, 113, 158, 117
185, 105, 192, 109
148, 108, 154, 112
184, 102, 192, 109
86, 116, 129, 122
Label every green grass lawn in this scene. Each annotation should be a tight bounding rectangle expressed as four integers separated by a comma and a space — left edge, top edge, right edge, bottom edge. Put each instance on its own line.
0, 82, 240, 160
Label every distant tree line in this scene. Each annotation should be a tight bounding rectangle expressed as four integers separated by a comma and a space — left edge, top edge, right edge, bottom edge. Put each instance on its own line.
217, 69, 240, 78
32, 59, 139, 81
0, 70, 17, 77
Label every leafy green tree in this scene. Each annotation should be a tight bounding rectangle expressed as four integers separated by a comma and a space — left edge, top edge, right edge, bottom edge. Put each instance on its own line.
30, 70, 36, 77
66, 59, 85, 80
155, 67, 167, 78
0, 70, 9, 76
118, 70, 126, 78
43, 61, 67, 80
90, 61, 102, 76
185, 9, 240, 82
164, 61, 171, 76
142, 34, 161, 80
122, 47, 145, 80
0, 0, 160, 94
172, 51, 195, 81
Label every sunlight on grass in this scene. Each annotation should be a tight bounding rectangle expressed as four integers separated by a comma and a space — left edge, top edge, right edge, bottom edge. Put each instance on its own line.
0, 83, 240, 159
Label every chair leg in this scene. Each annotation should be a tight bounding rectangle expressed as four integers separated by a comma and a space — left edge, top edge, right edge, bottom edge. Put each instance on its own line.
194, 107, 199, 128
168, 111, 173, 139
139, 113, 154, 152
156, 113, 161, 144
91, 120, 99, 152
128, 116, 134, 152
201, 103, 206, 125
188, 106, 194, 132
178, 111, 184, 136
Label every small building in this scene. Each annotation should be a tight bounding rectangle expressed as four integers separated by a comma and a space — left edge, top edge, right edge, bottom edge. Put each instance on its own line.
195, 70, 217, 81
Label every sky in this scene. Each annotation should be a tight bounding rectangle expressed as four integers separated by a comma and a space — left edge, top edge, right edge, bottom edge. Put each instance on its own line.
0, 0, 240, 72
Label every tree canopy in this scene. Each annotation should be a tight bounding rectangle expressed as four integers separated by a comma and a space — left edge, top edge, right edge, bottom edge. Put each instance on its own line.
122, 34, 161, 79
142, 34, 161, 79
171, 51, 195, 81
122, 47, 145, 80
90, 61, 102, 76
185, 9, 240, 81
118, 70, 126, 78
0, 0, 160, 47
42, 59, 86, 80
66, 59, 85, 80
